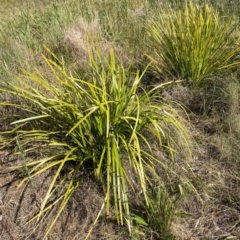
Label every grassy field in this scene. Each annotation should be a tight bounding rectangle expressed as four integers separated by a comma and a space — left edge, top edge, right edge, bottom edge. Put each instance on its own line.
0, 0, 240, 239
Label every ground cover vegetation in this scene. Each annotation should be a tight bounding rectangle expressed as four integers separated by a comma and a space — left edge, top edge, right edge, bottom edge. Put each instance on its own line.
0, 0, 240, 239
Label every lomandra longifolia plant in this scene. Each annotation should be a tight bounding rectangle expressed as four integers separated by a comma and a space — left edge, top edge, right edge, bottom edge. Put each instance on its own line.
147, 2, 240, 88
0, 45, 193, 238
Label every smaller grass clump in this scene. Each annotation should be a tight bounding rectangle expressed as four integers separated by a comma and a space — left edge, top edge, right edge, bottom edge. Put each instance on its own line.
134, 186, 180, 240
0, 45, 193, 238
147, 2, 240, 88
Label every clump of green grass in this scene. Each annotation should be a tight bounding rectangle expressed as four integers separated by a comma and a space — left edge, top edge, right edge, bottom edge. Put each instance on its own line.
147, 2, 240, 88
0, 45, 193, 238
134, 186, 180, 240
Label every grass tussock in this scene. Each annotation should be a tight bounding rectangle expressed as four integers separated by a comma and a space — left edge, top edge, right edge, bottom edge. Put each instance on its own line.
0, 46, 194, 238
147, 2, 240, 88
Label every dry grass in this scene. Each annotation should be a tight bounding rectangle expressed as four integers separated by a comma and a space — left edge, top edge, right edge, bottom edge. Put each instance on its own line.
57, 18, 121, 74
62, 18, 101, 60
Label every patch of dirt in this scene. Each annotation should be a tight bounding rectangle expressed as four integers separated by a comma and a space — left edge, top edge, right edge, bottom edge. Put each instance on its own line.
0, 152, 112, 240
